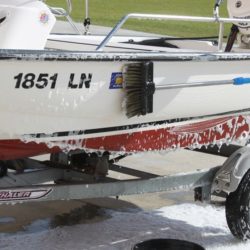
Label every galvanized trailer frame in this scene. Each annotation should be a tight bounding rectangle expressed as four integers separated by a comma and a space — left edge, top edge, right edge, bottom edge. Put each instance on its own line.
0, 144, 246, 204
0, 154, 220, 204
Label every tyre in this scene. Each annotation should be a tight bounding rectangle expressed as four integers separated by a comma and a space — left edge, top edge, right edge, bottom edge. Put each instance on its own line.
226, 169, 250, 240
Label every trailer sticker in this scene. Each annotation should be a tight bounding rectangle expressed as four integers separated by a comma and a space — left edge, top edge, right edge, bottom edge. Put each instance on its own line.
0, 189, 52, 201
109, 72, 123, 89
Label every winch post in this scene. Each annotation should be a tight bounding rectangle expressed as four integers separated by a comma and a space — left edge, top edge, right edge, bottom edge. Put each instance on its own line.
84, 0, 91, 34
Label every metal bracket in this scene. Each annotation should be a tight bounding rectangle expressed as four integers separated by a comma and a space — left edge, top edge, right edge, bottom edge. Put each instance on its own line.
194, 185, 212, 203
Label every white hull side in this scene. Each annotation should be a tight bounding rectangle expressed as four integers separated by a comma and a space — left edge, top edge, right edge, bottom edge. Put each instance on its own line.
1, 57, 250, 140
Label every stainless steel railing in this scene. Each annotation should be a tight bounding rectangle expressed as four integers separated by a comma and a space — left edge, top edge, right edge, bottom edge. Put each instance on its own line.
96, 13, 250, 51
49, 0, 82, 35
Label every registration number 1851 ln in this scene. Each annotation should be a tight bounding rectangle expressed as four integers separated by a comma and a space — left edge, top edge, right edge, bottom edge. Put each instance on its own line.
14, 73, 93, 89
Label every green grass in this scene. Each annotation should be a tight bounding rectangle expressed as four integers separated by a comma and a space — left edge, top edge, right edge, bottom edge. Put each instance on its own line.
47, 0, 230, 37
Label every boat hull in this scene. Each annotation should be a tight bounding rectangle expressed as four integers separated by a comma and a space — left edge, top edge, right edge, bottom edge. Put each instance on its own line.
1, 51, 250, 159
0, 115, 249, 160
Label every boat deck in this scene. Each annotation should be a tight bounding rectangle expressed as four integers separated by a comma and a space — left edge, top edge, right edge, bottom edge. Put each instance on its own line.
46, 34, 217, 52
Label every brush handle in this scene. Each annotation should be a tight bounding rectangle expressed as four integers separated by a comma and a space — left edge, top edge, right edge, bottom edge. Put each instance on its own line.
233, 77, 250, 85
156, 77, 250, 90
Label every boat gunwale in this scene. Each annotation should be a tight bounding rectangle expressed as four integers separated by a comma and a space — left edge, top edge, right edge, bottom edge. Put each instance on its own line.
1, 50, 250, 62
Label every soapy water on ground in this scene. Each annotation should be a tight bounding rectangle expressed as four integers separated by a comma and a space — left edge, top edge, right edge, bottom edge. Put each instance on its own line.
0, 202, 250, 250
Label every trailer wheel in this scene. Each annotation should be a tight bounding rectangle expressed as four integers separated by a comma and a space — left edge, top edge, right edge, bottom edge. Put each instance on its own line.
226, 169, 250, 240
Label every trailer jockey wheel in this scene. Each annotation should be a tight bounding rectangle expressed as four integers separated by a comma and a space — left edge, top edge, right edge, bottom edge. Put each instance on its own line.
226, 169, 250, 240
0, 163, 7, 177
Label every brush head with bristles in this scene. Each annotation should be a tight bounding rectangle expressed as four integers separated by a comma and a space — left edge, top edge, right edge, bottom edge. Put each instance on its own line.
123, 62, 155, 118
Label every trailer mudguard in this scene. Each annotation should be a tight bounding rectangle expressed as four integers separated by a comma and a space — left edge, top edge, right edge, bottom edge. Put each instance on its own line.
212, 146, 250, 194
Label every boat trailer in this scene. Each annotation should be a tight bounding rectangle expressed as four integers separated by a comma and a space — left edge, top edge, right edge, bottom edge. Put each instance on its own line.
0, 158, 219, 203
1, 145, 250, 239
0, 144, 245, 204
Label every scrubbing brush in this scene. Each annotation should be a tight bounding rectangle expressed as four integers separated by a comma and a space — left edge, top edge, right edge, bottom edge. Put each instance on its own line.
123, 61, 155, 118
123, 61, 250, 118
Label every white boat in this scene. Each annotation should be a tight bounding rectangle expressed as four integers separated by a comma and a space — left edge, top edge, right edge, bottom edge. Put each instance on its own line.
1, 0, 250, 160
4, 1, 250, 242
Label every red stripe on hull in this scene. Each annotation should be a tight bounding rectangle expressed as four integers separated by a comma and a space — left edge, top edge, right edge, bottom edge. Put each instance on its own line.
83, 116, 248, 152
0, 115, 249, 160
0, 140, 60, 160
